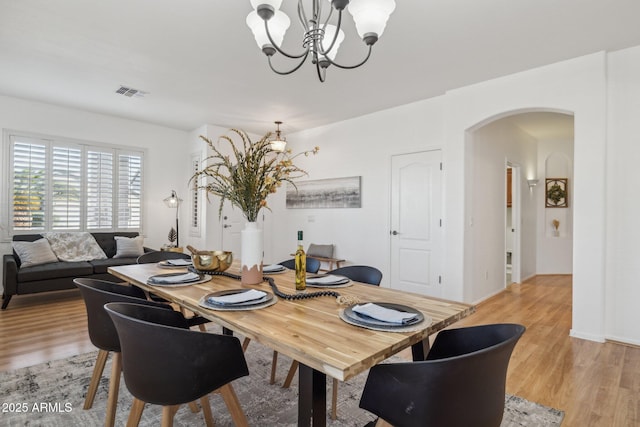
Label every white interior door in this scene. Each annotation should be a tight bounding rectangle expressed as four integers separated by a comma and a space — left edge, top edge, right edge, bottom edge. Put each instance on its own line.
221, 205, 244, 259
390, 150, 443, 297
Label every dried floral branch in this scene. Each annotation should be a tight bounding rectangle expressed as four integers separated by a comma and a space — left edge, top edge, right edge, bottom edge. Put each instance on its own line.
190, 129, 319, 222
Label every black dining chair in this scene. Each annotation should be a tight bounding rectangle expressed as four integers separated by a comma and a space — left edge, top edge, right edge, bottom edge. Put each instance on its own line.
277, 264, 384, 420
136, 250, 190, 264
278, 257, 321, 274
104, 302, 250, 427
359, 323, 526, 427
136, 250, 210, 331
74, 278, 173, 427
327, 265, 383, 286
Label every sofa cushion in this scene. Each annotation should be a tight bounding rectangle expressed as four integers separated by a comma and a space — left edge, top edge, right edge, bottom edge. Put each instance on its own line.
92, 232, 140, 258
12, 238, 59, 268
17, 261, 94, 283
113, 235, 145, 258
89, 257, 139, 274
42, 232, 107, 262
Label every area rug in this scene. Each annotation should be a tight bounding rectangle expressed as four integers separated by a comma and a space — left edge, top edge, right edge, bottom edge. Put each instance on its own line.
0, 341, 564, 426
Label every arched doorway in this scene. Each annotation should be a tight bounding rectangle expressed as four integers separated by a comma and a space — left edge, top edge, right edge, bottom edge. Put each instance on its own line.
464, 110, 574, 302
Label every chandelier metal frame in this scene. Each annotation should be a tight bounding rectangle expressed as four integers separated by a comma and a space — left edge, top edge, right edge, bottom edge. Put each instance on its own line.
249, 0, 392, 82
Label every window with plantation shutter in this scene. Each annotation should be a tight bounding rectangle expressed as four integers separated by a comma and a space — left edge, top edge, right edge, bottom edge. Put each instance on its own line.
189, 153, 201, 237
12, 140, 47, 231
51, 145, 82, 229
117, 153, 142, 229
87, 150, 114, 229
7, 132, 144, 233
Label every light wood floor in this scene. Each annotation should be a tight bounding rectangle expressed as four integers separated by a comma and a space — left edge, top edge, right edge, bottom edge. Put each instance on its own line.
1, 275, 638, 426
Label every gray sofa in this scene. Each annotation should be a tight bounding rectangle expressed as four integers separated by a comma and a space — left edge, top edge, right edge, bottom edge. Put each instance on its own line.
2, 232, 149, 309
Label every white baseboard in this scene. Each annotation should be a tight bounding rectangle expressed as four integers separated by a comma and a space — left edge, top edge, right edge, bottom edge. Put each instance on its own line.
570, 329, 605, 343
605, 335, 640, 347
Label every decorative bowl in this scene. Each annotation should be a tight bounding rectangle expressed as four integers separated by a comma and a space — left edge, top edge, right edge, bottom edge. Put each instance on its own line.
191, 251, 233, 272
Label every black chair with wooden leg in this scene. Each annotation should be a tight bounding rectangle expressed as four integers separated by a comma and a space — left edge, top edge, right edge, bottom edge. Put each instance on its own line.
136, 250, 210, 331
74, 278, 172, 427
136, 250, 190, 264
278, 257, 321, 274
105, 302, 250, 427
359, 323, 526, 427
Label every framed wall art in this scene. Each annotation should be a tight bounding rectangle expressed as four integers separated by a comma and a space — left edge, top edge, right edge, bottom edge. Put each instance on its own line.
286, 176, 362, 209
545, 178, 568, 208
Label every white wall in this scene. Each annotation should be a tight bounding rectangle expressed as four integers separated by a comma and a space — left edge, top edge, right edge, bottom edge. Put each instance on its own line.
4, 46, 640, 346
268, 97, 446, 287
0, 94, 190, 269
536, 137, 574, 274
445, 53, 608, 342
606, 45, 640, 345
468, 119, 538, 302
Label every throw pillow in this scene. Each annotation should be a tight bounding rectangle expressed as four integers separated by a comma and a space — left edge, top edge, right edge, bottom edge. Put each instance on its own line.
12, 238, 59, 268
42, 232, 107, 262
114, 235, 145, 258
307, 243, 334, 259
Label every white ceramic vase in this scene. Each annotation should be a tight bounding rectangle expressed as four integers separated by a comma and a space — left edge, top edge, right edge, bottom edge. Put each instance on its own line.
241, 221, 263, 284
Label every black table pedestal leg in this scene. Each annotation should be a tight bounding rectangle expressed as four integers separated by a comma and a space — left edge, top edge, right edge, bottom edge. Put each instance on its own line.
298, 363, 327, 427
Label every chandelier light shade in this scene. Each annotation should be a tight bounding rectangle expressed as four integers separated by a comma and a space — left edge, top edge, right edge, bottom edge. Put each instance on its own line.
246, 9, 291, 48
321, 25, 345, 61
246, 0, 396, 82
348, 0, 396, 39
269, 121, 287, 152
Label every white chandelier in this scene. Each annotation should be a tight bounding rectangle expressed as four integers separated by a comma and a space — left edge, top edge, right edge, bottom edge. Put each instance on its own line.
246, 0, 396, 82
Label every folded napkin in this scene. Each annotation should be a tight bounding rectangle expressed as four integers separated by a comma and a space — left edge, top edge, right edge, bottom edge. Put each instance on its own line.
263, 264, 285, 272
306, 275, 348, 285
207, 289, 267, 305
149, 272, 200, 284
352, 303, 418, 324
166, 258, 192, 266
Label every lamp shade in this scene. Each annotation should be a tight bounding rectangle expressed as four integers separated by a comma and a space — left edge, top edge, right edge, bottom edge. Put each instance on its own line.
270, 139, 287, 152
246, 9, 290, 49
163, 190, 182, 208
348, 0, 396, 39
322, 24, 345, 60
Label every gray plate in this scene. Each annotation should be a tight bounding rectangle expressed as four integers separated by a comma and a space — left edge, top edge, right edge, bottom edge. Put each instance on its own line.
203, 289, 274, 307
344, 302, 424, 328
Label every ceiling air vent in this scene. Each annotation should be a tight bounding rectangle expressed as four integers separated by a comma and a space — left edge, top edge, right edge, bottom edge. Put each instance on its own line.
115, 86, 147, 98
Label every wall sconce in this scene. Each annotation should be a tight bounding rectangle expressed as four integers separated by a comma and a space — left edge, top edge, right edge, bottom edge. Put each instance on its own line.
163, 190, 182, 247
527, 179, 539, 189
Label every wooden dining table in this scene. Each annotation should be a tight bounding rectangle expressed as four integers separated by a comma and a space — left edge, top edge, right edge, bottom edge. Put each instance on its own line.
108, 262, 475, 427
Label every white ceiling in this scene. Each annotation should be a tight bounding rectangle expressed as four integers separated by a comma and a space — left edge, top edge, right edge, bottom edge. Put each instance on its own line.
1, 0, 638, 137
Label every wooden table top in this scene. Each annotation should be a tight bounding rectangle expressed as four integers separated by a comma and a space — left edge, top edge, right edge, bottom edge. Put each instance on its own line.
108, 263, 475, 382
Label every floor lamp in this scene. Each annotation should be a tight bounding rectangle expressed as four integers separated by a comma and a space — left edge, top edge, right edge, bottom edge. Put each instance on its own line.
163, 190, 182, 248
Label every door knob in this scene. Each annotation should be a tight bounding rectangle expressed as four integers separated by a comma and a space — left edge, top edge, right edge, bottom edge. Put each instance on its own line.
391, 230, 400, 235
223, 224, 231, 228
